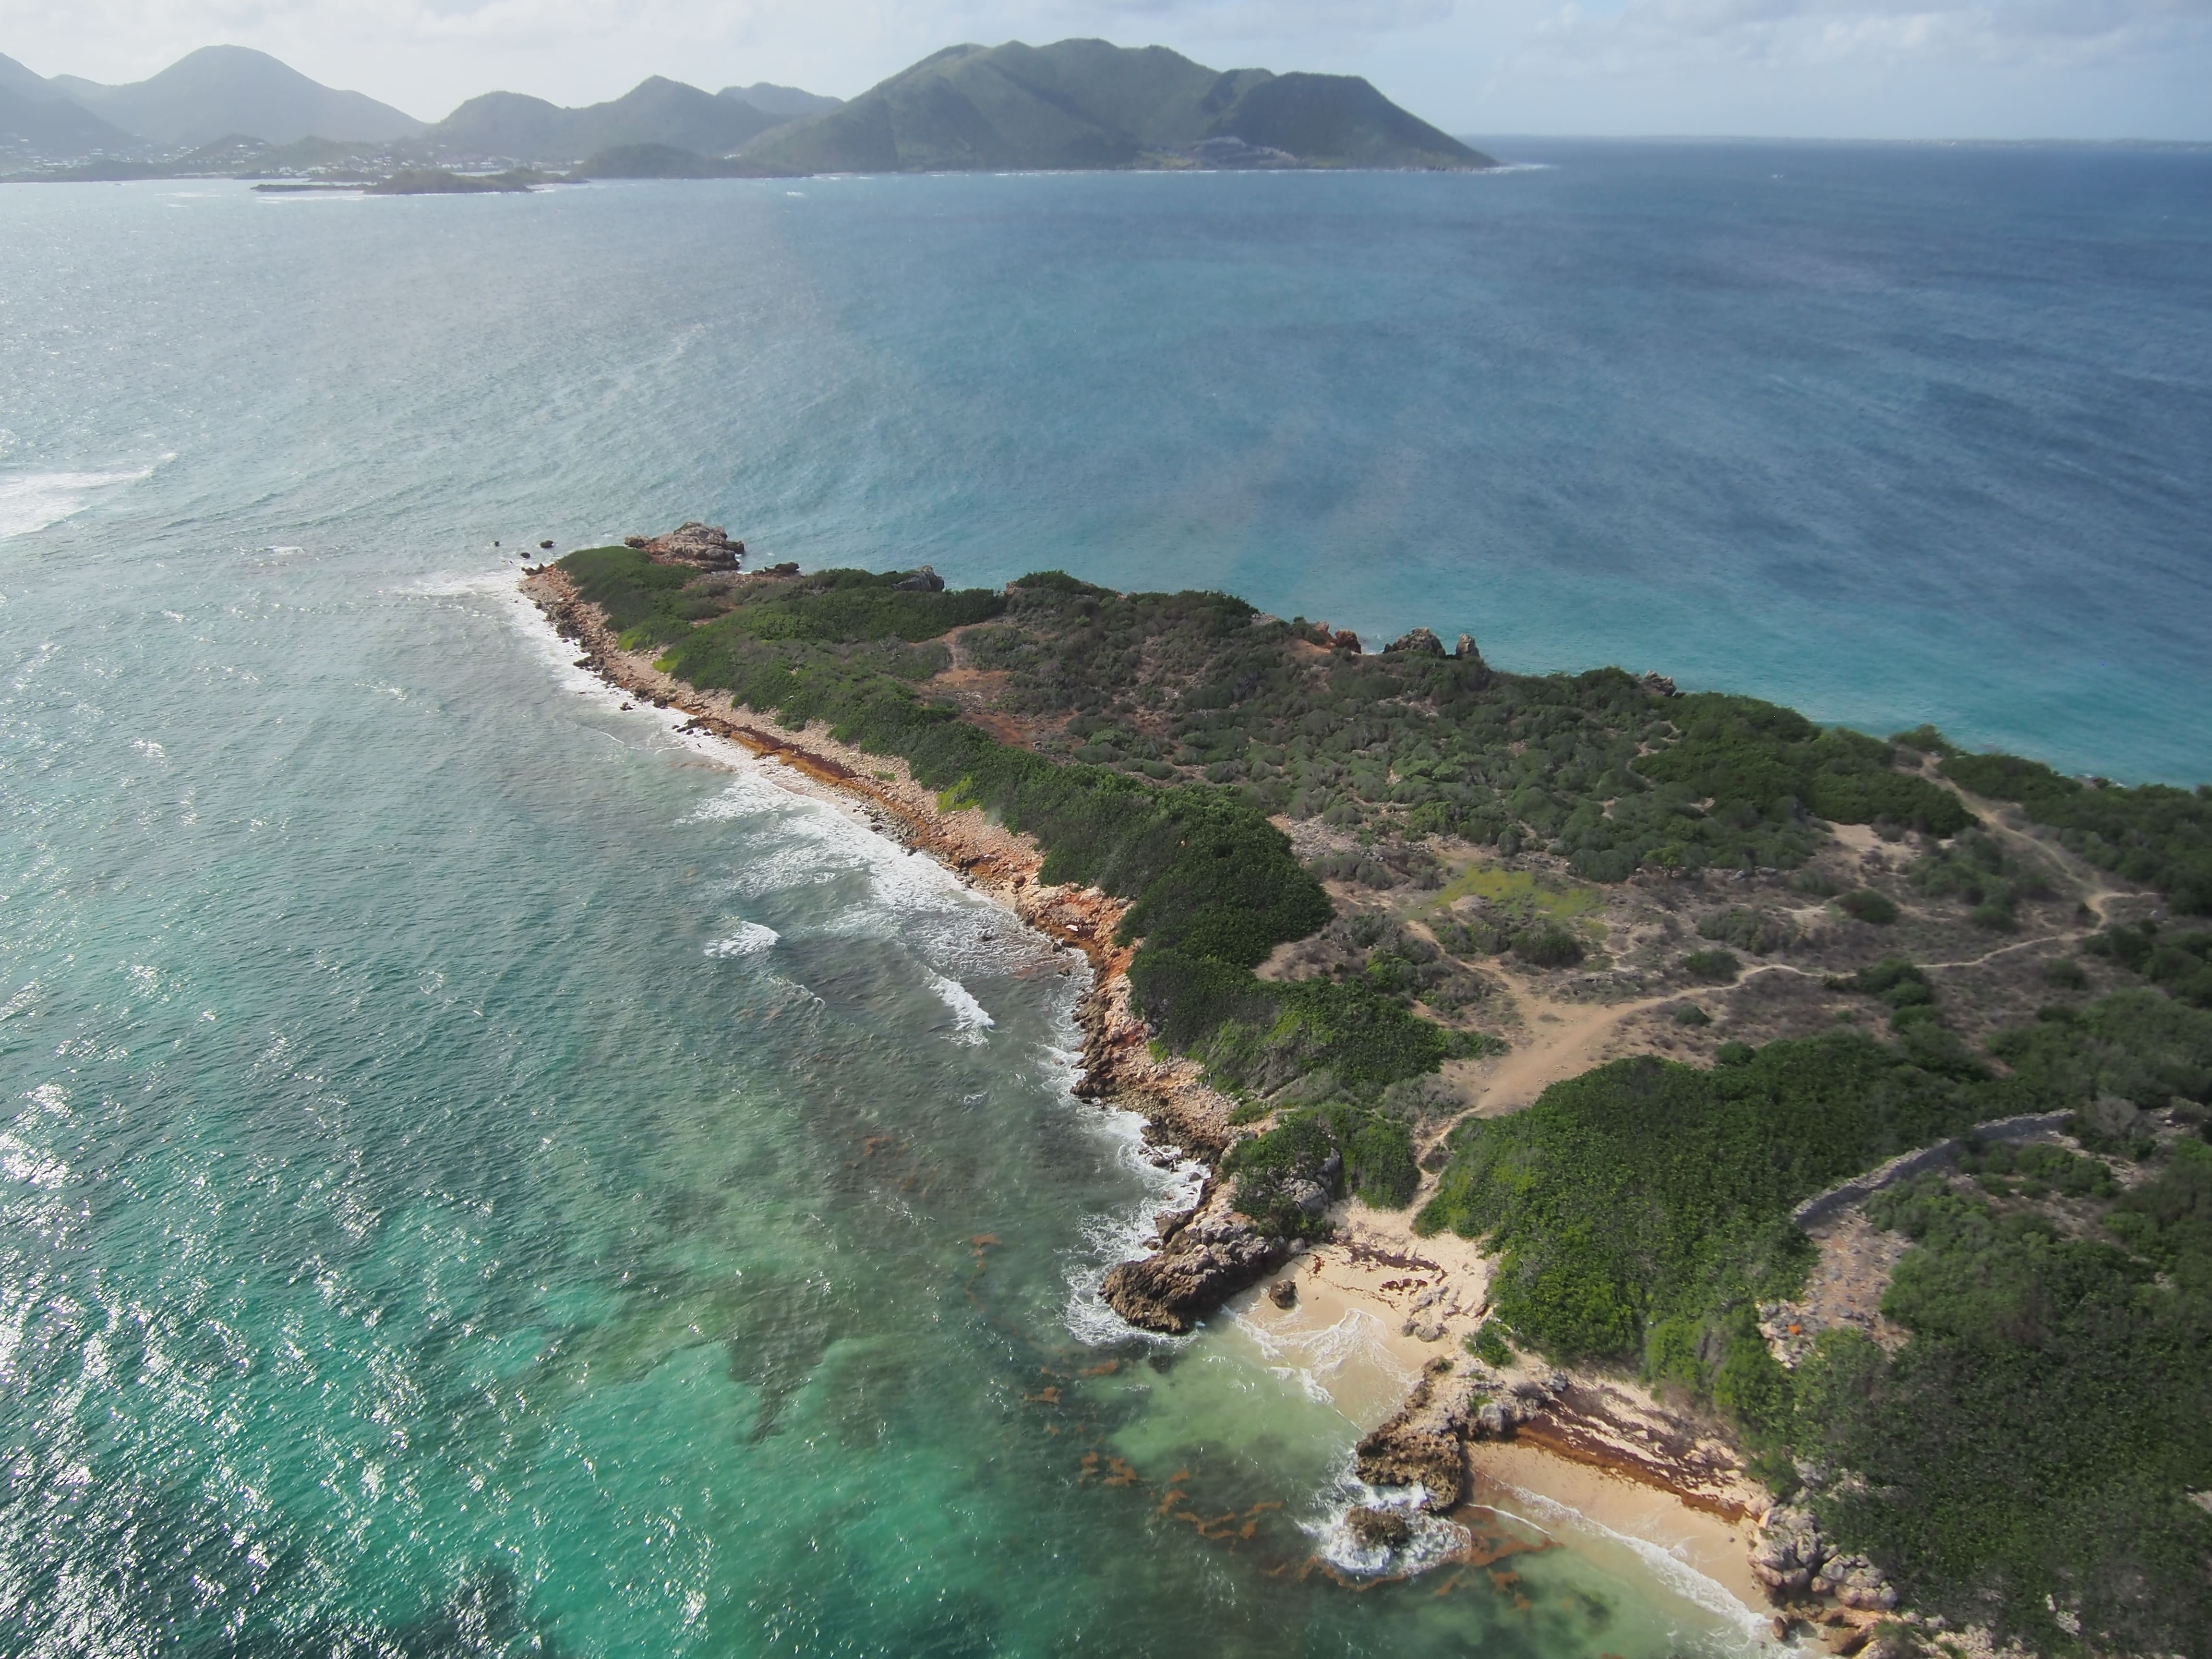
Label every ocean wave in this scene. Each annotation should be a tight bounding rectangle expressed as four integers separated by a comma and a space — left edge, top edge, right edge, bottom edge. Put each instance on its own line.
704, 922, 779, 957
1233, 1306, 1417, 1407
1305, 1472, 1472, 1579
1061, 1107, 1208, 1348
1483, 1479, 1770, 1644
0, 463, 164, 540
927, 972, 994, 1043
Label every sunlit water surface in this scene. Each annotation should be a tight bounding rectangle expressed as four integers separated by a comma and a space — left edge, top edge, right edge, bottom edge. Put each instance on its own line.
2, 144, 2208, 1655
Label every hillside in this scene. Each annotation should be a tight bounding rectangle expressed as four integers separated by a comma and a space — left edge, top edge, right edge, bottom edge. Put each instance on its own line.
740, 38, 1491, 173
720, 82, 842, 119
429, 75, 789, 165
49, 45, 423, 146
0, 82, 140, 158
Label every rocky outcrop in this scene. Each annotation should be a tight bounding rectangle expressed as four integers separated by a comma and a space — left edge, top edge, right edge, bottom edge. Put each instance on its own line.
626, 522, 744, 569
1454, 633, 1478, 661
1815, 1551, 1900, 1611
893, 565, 945, 592
1640, 671, 1679, 697
1345, 1506, 1413, 1550
1384, 626, 1445, 657
1751, 1504, 1828, 1596
1751, 1503, 1897, 1610
1098, 1181, 1287, 1334
1352, 1357, 1518, 1507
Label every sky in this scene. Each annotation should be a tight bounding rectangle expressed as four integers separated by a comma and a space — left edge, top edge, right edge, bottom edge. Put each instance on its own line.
5, 0, 2209, 139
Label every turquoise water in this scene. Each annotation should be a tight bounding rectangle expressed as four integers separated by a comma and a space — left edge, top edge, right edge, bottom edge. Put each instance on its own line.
1, 149, 2207, 1655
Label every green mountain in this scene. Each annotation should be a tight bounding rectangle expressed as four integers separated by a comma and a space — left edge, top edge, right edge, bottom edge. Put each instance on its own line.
50, 45, 423, 146
718, 83, 841, 119
430, 77, 791, 165
739, 39, 1490, 173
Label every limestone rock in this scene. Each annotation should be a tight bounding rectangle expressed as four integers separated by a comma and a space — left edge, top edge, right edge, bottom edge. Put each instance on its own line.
1384, 626, 1445, 657
1750, 1504, 1828, 1597
1266, 1276, 1297, 1309
1354, 1424, 1463, 1506
638, 522, 744, 570
1346, 1505, 1413, 1551
1100, 1198, 1287, 1334
1814, 1552, 1898, 1611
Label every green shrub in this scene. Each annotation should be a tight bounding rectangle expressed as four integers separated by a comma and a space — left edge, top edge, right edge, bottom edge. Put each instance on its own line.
1512, 926, 1586, 969
1797, 1153, 2212, 1656
1837, 889, 1899, 925
2041, 957, 2089, 990
1673, 1003, 1713, 1028
1683, 948, 1741, 984
1697, 906, 1796, 955
1944, 750, 2212, 915
1415, 1033, 1979, 1366
1468, 1321, 1515, 1368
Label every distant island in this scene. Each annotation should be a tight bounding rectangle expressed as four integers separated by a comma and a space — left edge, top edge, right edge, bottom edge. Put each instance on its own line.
0, 39, 1492, 185
525, 528, 2209, 1659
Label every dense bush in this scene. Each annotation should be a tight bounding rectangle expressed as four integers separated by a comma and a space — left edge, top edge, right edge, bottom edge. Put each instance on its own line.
1220, 1100, 1421, 1235
2084, 920, 2212, 1008
1836, 889, 1899, 925
1908, 828, 2035, 930
1794, 1152, 2212, 1657
1944, 750, 2212, 914
1682, 948, 1741, 984
1414, 1034, 1980, 1365
1636, 695, 1974, 837
1511, 926, 1586, 969
1696, 906, 1796, 955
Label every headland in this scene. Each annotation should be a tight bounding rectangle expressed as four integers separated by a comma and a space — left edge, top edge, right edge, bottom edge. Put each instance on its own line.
523, 527, 2212, 1659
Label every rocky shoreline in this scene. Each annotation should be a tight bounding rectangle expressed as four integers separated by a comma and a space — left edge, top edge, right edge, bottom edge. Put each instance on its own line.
523, 552, 1906, 1640
522, 562, 1285, 1334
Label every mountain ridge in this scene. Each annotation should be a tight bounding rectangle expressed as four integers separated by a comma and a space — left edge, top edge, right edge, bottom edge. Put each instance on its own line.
738, 39, 1490, 173
50, 45, 423, 146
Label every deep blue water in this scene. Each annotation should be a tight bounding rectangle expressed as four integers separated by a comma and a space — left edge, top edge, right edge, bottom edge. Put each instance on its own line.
0, 143, 2208, 1658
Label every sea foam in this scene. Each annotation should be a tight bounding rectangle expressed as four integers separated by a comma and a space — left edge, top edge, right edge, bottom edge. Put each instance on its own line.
0, 464, 162, 540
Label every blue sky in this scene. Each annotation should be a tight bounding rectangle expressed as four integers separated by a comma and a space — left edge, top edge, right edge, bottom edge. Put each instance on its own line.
9, 0, 2209, 138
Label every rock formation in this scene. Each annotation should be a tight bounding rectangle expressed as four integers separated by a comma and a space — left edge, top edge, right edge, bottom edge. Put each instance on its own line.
1384, 626, 1445, 657
626, 522, 744, 570
1098, 1181, 1288, 1333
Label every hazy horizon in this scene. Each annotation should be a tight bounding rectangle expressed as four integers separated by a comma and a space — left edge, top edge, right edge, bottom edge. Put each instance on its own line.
8, 0, 2209, 144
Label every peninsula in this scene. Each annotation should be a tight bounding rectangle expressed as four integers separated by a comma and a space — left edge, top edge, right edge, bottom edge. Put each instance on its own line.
527, 529, 2211, 1659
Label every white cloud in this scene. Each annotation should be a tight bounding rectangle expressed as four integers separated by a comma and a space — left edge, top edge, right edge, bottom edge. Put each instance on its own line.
1526, 0, 2212, 71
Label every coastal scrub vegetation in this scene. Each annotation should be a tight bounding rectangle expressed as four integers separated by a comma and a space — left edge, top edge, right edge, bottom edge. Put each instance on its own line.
1943, 749, 2212, 914
964, 577, 1970, 878
1791, 1150, 2212, 1658
1413, 990, 2212, 1654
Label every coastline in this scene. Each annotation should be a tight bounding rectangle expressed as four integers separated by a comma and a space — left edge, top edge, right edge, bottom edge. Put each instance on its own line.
522, 562, 1790, 1633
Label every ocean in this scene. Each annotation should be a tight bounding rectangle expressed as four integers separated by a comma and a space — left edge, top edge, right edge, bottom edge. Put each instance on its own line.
0, 143, 2206, 1656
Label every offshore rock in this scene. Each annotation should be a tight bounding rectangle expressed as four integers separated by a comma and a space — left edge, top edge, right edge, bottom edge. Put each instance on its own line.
1100, 1189, 1287, 1334
1384, 626, 1446, 657
639, 522, 744, 570
1346, 1506, 1413, 1551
